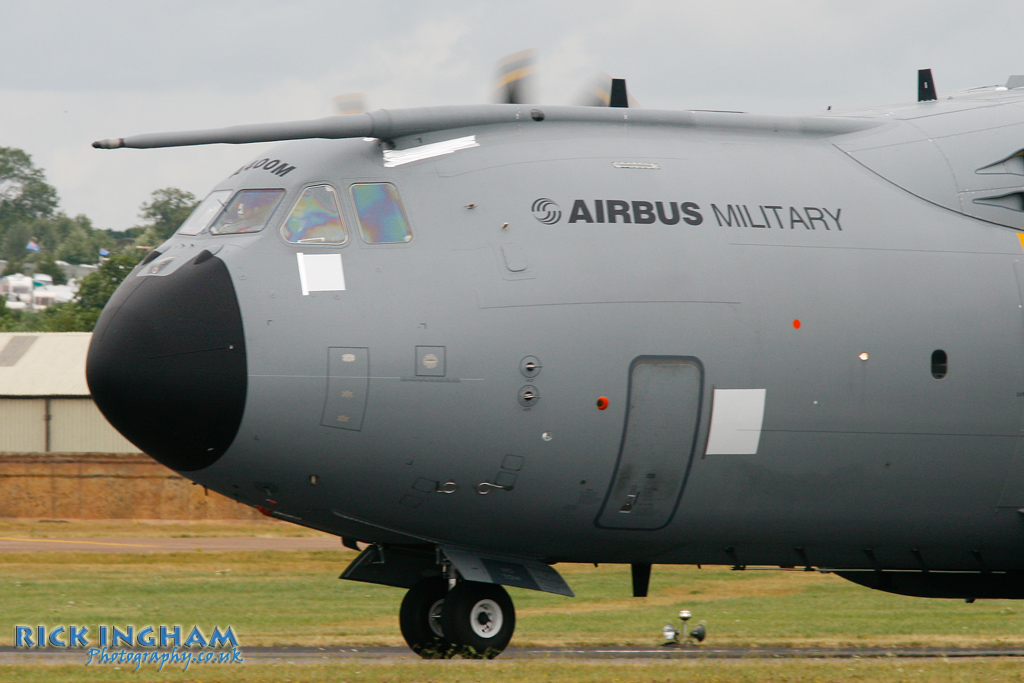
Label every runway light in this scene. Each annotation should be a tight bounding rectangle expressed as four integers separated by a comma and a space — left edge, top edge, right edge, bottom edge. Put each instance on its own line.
596, 396, 609, 410
660, 608, 708, 647
859, 352, 869, 361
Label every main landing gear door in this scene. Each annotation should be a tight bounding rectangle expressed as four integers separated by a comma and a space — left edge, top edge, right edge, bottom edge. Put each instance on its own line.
442, 547, 575, 597
340, 544, 574, 597
596, 356, 704, 530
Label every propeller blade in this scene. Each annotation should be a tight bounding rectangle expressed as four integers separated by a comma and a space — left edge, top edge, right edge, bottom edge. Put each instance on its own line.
494, 49, 537, 104
332, 92, 367, 115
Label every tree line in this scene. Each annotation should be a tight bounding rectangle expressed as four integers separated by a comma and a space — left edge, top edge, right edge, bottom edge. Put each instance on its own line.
0, 147, 199, 331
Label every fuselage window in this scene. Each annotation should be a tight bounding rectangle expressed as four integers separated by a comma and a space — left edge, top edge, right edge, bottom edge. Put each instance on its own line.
931, 349, 948, 379
350, 183, 412, 244
209, 188, 285, 235
281, 185, 348, 245
177, 190, 232, 236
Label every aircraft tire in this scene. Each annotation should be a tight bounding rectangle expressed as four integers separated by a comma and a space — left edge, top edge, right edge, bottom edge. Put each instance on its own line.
440, 581, 515, 658
399, 578, 452, 658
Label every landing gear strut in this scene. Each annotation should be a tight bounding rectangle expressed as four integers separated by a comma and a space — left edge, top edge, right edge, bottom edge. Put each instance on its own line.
399, 579, 516, 658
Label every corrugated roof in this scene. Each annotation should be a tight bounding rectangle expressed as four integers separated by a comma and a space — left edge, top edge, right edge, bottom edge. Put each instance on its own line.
0, 333, 92, 396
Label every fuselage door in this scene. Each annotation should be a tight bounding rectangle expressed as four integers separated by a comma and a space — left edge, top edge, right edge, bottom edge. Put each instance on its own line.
596, 356, 704, 530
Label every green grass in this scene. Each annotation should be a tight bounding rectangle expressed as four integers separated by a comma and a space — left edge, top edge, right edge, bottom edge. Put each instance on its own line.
2, 659, 1024, 683
0, 550, 366, 647
511, 564, 1024, 647
1, 551, 1023, 649
4, 529, 1024, 682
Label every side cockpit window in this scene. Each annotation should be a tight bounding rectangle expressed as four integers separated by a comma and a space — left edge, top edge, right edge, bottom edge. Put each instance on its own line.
351, 183, 412, 244
281, 185, 348, 244
209, 189, 285, 235
177, 190, 232, 236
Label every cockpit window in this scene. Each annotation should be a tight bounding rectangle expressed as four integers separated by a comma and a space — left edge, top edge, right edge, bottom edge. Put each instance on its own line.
281, 185, 348, 245
177, 190, 232, 236
209, 189, 285, 235
350, 183, 412, 244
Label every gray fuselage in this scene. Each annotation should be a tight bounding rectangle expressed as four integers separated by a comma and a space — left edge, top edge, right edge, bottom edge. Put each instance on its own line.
89, 91, 1024, 582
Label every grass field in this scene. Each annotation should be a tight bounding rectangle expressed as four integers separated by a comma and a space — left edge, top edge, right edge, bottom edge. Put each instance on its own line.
3, 549, 1023, 649
2, 519, 1024, 681
3, 660, 1024, 683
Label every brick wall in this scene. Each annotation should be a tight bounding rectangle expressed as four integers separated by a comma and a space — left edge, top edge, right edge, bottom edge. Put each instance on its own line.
0, 453, 263, 520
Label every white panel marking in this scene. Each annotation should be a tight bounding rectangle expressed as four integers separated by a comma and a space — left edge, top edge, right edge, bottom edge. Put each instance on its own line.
297, 252, 345, 296
705, 388, 767, 455
383, 135, 479, 167
296, 252, 309, 296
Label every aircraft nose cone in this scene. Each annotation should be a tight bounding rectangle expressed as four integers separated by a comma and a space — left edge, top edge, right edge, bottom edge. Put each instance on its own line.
86, 252, 247, 472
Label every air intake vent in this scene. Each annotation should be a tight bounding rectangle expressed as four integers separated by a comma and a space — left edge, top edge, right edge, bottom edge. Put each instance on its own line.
973, 191, 1024, 212
977, 150, 1024, 176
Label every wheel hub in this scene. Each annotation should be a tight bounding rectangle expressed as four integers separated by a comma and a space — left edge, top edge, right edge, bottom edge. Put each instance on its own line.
469, 599, 503, 638
428, 599, 445, 638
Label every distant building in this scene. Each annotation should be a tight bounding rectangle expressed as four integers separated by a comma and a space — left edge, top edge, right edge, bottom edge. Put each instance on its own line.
0, 333, 137, 453
58, 261, 99, 280
0, 260, 99, 281
0, 274, 34, 304
0, 274, 79, 311
0, 333, 261, 520
31, 283, 76, 309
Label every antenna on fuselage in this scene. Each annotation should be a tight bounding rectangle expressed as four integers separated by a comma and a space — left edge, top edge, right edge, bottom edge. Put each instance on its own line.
609, 78, 629, 108
576, 74, 639, 108
918, 68, 937, 102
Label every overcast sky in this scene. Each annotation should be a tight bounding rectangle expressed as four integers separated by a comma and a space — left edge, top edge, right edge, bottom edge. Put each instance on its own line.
2, 0, 1024, 230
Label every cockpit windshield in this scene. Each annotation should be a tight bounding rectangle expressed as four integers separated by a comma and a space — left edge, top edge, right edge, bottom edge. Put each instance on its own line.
177, 190, 232, 236
209, 189, 285, 235
351, 183, 412, 244
281, 185, 348, 244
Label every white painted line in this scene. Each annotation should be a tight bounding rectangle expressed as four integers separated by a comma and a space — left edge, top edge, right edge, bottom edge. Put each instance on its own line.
296, 252, 309, 296
383, 135, 479, 167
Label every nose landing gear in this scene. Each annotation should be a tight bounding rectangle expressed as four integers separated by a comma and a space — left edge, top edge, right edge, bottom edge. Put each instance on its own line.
399, 579, 516, 658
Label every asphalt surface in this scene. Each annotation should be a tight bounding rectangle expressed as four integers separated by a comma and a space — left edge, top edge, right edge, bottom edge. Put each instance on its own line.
2, 645, 1024, 662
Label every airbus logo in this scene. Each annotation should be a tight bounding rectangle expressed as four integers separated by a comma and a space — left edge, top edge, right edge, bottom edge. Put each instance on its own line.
531, 198, 562, 225
531, 198, 843, 231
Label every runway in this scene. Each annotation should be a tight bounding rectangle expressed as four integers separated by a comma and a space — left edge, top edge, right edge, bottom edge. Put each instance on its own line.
3, 645, 1024, 662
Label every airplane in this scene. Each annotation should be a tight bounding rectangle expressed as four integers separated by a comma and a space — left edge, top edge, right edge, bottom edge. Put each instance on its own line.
86, 65, 1024, 658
